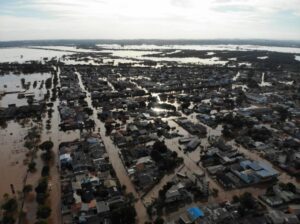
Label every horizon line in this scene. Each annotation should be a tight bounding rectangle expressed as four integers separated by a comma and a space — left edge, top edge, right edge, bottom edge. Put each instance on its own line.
1, 38, 300, 43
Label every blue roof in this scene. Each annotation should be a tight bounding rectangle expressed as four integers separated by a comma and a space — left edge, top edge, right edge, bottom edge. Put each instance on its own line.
87, 137, 98, 144
240, 160, 278, 179
187, 207, 204, 221
240, 160, 253, 169
248, 162, 262, 171
257, 162, 278, 176
240, 160, 262, 171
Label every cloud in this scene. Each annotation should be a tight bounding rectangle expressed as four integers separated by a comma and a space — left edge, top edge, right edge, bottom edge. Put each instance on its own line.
0, 0, 299, 40
212, 4, 254, 12
170, 0, 192, 8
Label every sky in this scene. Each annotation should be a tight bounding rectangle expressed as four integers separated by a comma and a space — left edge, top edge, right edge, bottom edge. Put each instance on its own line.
0, 0, 300, 41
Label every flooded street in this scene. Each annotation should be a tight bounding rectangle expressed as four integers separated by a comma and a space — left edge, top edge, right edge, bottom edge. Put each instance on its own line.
76, 71, 149, 223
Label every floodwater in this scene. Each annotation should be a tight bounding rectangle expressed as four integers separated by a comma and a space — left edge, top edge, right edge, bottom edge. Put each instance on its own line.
0, 120, 31, 194
96, 44, 300, 54
1, 45, 299, 223
31, 46, 100, 53
101, 49, 161, 58
0, 73, 51, 107
259, 72, 272, 87
0, 47, 72, 63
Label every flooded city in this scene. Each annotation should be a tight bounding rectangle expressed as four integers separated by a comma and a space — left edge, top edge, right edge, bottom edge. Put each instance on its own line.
0, 40, 300, 224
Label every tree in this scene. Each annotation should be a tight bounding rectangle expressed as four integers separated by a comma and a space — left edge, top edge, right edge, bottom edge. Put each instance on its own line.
39, 141, 54, 151
36, 193, 49, 205
110, 204, 136, 224
239, 192, 256, 210
212, 188, 219, 197
150, 149, 162, 162
280, 182, 296, 193
36, 205, 51, 219
40, 141, 54, 163
232, 195, 240, 203
285, 183, 296, 193
153, 141, 168, 153
45, 78, 52, 89
28, 161, 37, 172
41, 151, 53, 163
154, 217, 165, 224
24, 140, 35, 150
266, 186, 275, 196
181, 102, 191, 110
35, 178, 48, 194
158, 182, 173, 201
2, 198, 18, 213
23, 185, 33, 194
1, 215, 15, 224
41, 165, 50, 177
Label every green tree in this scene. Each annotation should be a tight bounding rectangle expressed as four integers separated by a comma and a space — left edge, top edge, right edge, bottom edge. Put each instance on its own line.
35, 178, 48, 194
36, 205, 51, 219
39, 141, 54, 151
153, 141, 168, 153
1, 215, 15, 224
41, 165, 50, 177
23, 185, 33, 194
28, 161, 37, 172
154, 217, 165, 224
240, 192, 256, 210
110, 204, 136, 224
2, 198, 18, 213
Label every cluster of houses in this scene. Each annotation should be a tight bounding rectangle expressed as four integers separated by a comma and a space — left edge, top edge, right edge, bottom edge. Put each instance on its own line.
58, 67, 95, 131
259, 183, 300, 208
59, 134, 133, 223
55, 63, 300, 223
201, 138, 279, 189
173, 202, 300, 224
175, 118, 207, 138
0, 103, 46, 120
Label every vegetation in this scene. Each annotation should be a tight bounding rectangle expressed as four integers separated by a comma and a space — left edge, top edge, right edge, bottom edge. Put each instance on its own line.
41, 165, 50, 177
158, 182, 173, 201
36, 205, 51, 219
28, 161, 37, 172
45, 78, 52, 89
150, 141, 183, 171
2, 198, 18, 213
110, 203, 136, 224
23, 184, 33, 194
39, 140, 54, 163
279, 182, 296, 193
232, 192, 258, 216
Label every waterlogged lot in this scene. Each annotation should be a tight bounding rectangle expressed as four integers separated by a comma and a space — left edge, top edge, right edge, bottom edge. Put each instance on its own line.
0, 73, 51, 107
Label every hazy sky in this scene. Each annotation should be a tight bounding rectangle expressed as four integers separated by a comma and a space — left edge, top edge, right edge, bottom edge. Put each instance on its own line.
0, 0, 300, 41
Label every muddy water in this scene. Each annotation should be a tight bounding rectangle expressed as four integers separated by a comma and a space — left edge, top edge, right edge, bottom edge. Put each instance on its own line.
18, 67, 80, 224
0, 73, 51, 107
0, 120, 31, 194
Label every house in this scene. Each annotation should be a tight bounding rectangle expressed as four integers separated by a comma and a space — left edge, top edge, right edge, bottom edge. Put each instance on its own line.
186, 138, 201, 151
96, 201, 110, 215
165, 182, 185, 203
179, 207, 204, 224
135, 156, 154, 172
